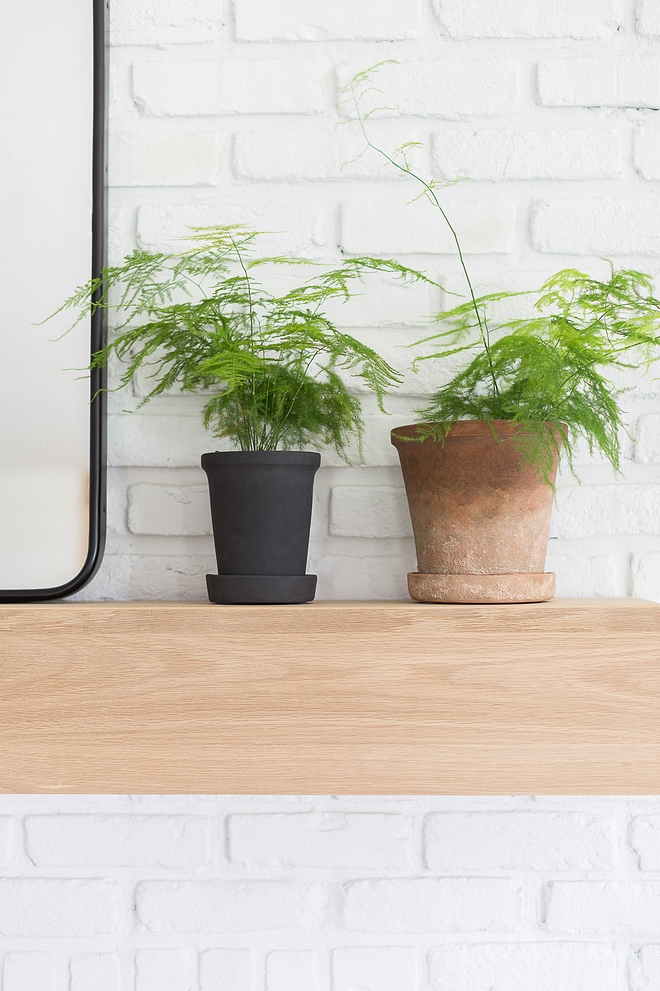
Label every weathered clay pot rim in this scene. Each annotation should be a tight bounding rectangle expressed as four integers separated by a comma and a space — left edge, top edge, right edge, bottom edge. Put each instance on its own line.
391, 420, 566, 442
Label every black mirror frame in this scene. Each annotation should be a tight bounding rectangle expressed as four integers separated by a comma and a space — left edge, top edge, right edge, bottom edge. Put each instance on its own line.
0, 0, 107, 602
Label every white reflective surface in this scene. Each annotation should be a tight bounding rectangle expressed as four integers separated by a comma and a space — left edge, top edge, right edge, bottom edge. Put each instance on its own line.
0, 0, 93, 588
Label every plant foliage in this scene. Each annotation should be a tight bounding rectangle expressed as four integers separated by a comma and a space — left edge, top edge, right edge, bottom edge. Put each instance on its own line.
343, 64, 660, 477
55, 225, 433, 458
412, 268, 660, 477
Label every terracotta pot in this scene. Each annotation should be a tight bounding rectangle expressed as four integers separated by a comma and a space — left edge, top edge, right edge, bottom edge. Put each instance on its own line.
391, 421, 564, 604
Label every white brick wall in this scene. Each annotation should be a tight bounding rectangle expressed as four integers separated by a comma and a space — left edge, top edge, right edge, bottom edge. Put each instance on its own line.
537, 57, 660, 108
110, 0, 223, 46
341, 197, 517, 255
424, 811, 615, 870
265, 951, 319, 991
332, 946, 418, 991
343, 876, 528, 932
135, 879, 327, 931
69, 0, 660, 605
234, 0, 424, 42
532, 198, 660, 255
70, 955, 119, 991
436, 0, 625, 39
14, 8, 660, 985
637, 0, 660, 37
432, 129, 623, 181
132, 60, 328, 117
0, 795, 660, 987
429, 942, 619, 991
546, 880, 660, 932
338, 59, 520, 119
200, 949, 254, 991
0, 878, 118, 936
24, 814, 211, 867
227, 812, 414, 868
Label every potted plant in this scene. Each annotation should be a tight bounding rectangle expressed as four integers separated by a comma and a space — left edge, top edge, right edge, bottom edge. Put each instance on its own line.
344, 66, 660, 603
56, 225, 428, 604
392, 270, 660, 602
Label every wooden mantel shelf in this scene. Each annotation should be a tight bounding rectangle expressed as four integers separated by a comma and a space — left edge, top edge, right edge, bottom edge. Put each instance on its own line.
1, 598, 659, 794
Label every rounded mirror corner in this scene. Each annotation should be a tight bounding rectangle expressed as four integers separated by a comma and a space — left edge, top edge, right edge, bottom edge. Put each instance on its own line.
0, 0, 107, 603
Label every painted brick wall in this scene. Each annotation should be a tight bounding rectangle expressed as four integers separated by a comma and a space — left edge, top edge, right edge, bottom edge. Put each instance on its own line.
30, 4, 660, 978
68, 0, 660, 603
2, 794, 660, 990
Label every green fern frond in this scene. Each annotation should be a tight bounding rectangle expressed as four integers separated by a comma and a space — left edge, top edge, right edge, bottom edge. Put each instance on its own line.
414, 268, 660, 477
58, 224, 427, 457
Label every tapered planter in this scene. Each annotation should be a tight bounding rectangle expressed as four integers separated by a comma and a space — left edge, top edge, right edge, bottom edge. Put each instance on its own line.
201, 451, 320, 604
391, 421, 564, 604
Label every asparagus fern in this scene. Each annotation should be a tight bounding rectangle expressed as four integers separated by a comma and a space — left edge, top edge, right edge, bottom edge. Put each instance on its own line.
55, 225, 433, 458
343, 64, 660, 476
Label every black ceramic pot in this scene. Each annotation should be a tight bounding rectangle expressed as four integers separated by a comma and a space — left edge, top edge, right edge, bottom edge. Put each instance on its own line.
201, 450, 321, 604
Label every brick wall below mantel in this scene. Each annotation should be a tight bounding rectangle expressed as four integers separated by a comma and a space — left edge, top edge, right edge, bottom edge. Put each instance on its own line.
0, 793, 659, 990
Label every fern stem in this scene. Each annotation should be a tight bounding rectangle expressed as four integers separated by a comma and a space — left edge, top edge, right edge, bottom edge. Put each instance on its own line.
346, 80, 500, 400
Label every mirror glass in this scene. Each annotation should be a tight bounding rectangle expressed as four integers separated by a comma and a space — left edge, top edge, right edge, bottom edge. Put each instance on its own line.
0, 0, 103, 593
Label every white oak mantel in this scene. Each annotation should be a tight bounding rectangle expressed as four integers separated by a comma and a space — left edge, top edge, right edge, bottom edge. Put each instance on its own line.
0, 598, 658, 794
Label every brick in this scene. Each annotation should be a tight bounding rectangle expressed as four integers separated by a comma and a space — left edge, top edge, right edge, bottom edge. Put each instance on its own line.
133, 60, 325, 117
137, 200, 326, 257
531, 199, 660, 255
437, 0, 623, 37
70, 954, 119, 991
545, 553, 618, 598
228, 812, 413, 868
235, 0, 423, 40
233, 128, 425, 182
332, 947, 418, 991
111, 0, 222, 45
136, 880, 326, 932
341, 198, 515, 256
200, 950, 254, 991
25, 814, 210, 867
128, 485, 211, 536
546, 881, 660, 932
234, 129, 344, 181
630, 817, 660, 869
110, 132, 222, 187
0, 879, 117, 936
329, 487, 411, 539
3, 954, 69, 991
429, 942, 617, 991
538, 57, 660, 108
342, 878, 525, 932
425, 812, 615, 871
74, 553, 215, 602
266, 951, 319, 991
636, 121, 660, 178
135, 950, 192, 991
634, 413, 660, 462
637, 0, 660, 36
432, 128, 621, 181
280, 268, 433, 328
631, 554, 660, 602
338, 60, 519, 119
550, 485, 660, 539
108, 413, 215, 468
0, 816, 16, 864
630, 945, 660, 990
316, 555, 412, 602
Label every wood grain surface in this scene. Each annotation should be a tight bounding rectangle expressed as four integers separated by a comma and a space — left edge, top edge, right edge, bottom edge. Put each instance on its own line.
0, 598, 659, 794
